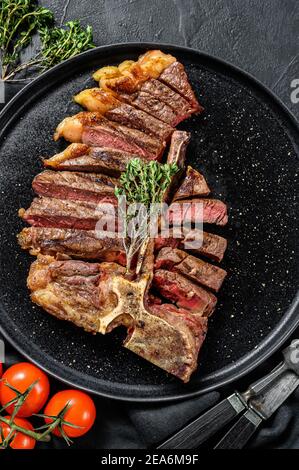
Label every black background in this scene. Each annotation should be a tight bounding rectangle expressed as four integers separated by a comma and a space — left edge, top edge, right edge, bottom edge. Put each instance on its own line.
1, 0, 299, 449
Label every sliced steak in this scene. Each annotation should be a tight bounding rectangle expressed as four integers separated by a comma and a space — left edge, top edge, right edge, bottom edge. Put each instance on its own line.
153, 269, 217, 316
120, 90, 179, 126
82, 121, 164, 160
91, 50, 203, 125
55, 112, 165, 160
159, 61, 202, 111
139, 79, 195, 125
32, 170, 117, 203
19, 197, 117, 231
166, 130, 190, 168
17, 223, 226, 265
156, 229, 227, 263
182, 230, 227, 262
167, 198, 228, 226
18, 227, 126, 265
163, 130, 191, 202
105, 103, 173, 141
155, 247, 227, 292
93, 50, 176, 94
43, 144, 144, 176
173, 166, 210, 200
74, 88, 174, 141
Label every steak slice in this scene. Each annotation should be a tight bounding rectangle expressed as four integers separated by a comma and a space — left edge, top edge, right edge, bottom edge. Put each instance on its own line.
159, 61, 202, 111
74, 89, 174, 141
93, 50, 176, 94
93, 50, 203, 120
155, 247, 227, 292
82, 122, 164, 160
124, 78, 196, 125
163, 130, 190, 202
19, 197, 117, 231
153, 269, 217, 316
32, 170, 117, 203
173, 166, 210, 200
182, 230, 227, 262
167, 198, 228, 226
18, 227, 126, 265
43, 144, 144, 176
54, 112, 165, 160
126, 302, 208, 383
17, 224, 226, 264
121, 90, 179, 126
166, 130, 190, 168
105, 103, 173, 141
156, 229, 227, 263
27, 255, 124, 334
141, 79, 194, 116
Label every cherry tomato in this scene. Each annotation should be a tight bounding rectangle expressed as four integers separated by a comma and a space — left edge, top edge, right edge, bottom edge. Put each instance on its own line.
0, 363, 2, 378
0, 363, 50, 417
44, 390, 96, 438
0, 416, 36, 449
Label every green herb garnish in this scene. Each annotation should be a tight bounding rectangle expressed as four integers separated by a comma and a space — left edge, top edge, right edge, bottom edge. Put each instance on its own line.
39, 20, 94, 69
115, 158, 178, 274
0, 1, 95, 81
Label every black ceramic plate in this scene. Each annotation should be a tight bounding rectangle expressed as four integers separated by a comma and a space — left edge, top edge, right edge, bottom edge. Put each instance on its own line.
0, 43, 298, 402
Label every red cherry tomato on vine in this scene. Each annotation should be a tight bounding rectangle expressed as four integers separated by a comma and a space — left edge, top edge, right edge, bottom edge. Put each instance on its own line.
0, 363, 50, 417
0, 416, 36, 449
44, 390, 96, 438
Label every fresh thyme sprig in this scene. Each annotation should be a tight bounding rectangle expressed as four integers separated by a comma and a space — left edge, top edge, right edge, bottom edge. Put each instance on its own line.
0, 0, 53, 79
115, 159, 178, 205
39, 21, 95, 69
115, 159, 178, 274
0, 1, 95, 81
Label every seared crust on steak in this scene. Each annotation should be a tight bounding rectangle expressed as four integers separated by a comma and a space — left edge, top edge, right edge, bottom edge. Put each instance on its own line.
74, 89, 174, 141
155, 247, 227, 292
18, 227, 226, 265
159, 61, 201, 110
173, 166, 210, 200
153, 269, 217, 316
27, 255, 124, 333
32, 170, 117, 203
19, 197, 117, 231
43, 144, 144, 176
167, 198, 228, 226
55, 112, 165, 160
18, 227, 126, 265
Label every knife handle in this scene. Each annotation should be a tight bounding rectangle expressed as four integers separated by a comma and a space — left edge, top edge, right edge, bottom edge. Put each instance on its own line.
243, 361, 287, 399
214, 409, 262, 449
157, 394, 246, 449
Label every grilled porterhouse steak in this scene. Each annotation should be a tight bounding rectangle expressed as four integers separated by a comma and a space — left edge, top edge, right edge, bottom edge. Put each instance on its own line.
19, 51, 229, 382
18, 227, 227, 264
28, 244, 208, 383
